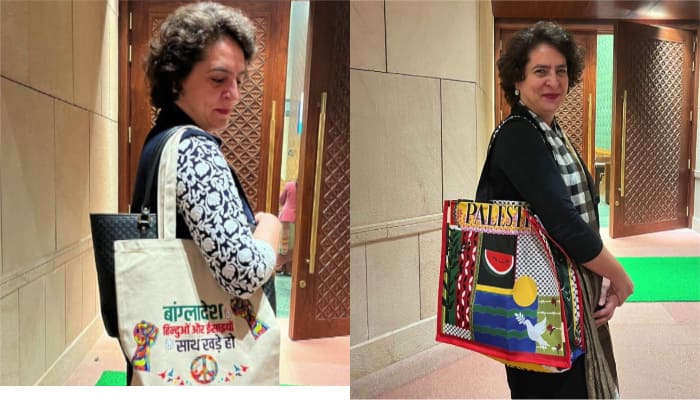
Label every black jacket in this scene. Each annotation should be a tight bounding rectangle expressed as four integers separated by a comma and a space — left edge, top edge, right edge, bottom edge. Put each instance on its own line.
476, 103, 602, 264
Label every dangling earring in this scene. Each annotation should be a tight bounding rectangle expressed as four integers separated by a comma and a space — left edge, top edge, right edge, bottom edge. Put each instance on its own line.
514, 88, 520, 97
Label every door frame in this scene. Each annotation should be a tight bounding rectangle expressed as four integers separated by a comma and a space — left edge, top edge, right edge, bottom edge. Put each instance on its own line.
493, 20, 699, 236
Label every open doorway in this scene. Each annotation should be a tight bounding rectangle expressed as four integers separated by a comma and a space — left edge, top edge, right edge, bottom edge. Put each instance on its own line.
273, 0, 309, 319
594, 34, 613, 229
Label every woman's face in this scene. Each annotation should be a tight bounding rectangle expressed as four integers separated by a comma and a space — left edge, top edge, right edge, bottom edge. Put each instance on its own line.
175, 37, 247, 132
515, 43, 568, 125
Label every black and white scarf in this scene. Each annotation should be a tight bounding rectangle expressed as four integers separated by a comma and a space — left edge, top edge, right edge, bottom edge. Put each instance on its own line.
524, 106, 599, 230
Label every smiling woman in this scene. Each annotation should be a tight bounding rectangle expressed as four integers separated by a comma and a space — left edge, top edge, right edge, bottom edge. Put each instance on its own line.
514, 43, 569, 125
476, 21, 634, 398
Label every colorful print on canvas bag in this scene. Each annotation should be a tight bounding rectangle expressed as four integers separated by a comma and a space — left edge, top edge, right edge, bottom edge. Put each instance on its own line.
435, 199, 586, 372
114, 127, 279, 385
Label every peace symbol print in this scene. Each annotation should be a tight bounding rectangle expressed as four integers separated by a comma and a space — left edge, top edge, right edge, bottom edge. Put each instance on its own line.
190, 354, 219, 384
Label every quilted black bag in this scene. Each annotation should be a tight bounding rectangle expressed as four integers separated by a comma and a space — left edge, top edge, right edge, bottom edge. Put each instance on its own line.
89, 127, 177, 337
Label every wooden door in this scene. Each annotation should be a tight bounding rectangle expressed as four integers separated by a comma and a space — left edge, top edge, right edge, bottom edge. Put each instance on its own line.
289, 0, 349, 340
495, 27, 598, 174
610, 22, 694, 237
119, 1, 290, 213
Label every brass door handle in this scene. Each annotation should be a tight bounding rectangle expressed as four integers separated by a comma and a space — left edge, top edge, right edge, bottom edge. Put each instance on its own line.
620, 90, 627, 198
266, 100, 277, 212
309, 92, 327, 275
587, 93, 593, 167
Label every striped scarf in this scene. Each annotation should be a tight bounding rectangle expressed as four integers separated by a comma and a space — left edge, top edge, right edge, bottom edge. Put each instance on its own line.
525, 107, 599, 228
523, 105, 620, 398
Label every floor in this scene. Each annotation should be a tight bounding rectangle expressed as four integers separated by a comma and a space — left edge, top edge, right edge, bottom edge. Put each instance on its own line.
66, 312, 349, 386
351, 228, 700, 399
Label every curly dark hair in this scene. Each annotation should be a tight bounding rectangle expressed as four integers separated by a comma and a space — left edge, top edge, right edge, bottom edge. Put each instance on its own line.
497, 21, 584, 107
145, 2, 257, 108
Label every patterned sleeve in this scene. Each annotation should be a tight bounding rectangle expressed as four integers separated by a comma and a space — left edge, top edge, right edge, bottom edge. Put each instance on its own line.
175, 135, 276, 298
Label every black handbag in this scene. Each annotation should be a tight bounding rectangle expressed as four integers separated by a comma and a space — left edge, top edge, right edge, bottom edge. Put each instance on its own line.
90, 127, 178, 337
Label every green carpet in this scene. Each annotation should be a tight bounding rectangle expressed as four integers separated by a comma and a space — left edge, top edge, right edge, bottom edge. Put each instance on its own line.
96, 370, 126, 386
620, 257, 700, 302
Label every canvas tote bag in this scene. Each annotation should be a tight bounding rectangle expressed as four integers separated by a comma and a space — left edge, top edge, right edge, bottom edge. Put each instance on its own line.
114, 127, 279, 385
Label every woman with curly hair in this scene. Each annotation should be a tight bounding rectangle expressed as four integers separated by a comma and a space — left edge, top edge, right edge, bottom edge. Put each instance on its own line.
128, 1, 281, 384
477, 21, 634, 398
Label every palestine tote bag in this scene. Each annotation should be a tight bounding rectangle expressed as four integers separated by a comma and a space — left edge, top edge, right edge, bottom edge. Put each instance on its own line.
435, 116, 586, 372
435, 199, 586, 372
114, 127, 279, 385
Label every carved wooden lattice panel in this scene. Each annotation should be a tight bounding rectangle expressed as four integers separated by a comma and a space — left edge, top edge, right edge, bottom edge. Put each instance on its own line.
557, 83, 585, 155
220, 15, 268, 211
624, 38, 683, 225
314, 3, 349, 321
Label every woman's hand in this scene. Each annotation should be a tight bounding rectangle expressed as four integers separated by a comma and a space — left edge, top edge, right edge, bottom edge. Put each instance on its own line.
582, 245, 634, 305
255, 212, 281, 227
593, 290, 619, 328
253, 212, 282, 251
611, 275, 634, 306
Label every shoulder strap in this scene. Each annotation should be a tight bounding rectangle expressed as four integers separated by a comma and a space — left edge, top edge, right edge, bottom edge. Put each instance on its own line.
140, 126, 185, 213
475, 115, 536, 201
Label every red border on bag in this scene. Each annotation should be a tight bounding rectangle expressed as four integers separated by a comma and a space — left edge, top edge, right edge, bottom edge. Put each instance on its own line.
435, 200, 451, 345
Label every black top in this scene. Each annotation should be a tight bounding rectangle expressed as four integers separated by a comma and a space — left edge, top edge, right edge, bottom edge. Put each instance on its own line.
476, 103, 603, 264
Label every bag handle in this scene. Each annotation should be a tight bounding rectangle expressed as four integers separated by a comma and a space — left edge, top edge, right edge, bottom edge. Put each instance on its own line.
155, 125, 198, 239
136, 126, 188, 231
475, 115, 536, 201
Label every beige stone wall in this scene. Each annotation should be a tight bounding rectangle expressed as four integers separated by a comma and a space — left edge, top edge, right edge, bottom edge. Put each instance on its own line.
350, 0, 494, 380
0, 0, 118, 385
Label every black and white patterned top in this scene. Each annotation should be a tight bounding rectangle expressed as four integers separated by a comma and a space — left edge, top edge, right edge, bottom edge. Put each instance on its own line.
175, 136, 276, 298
